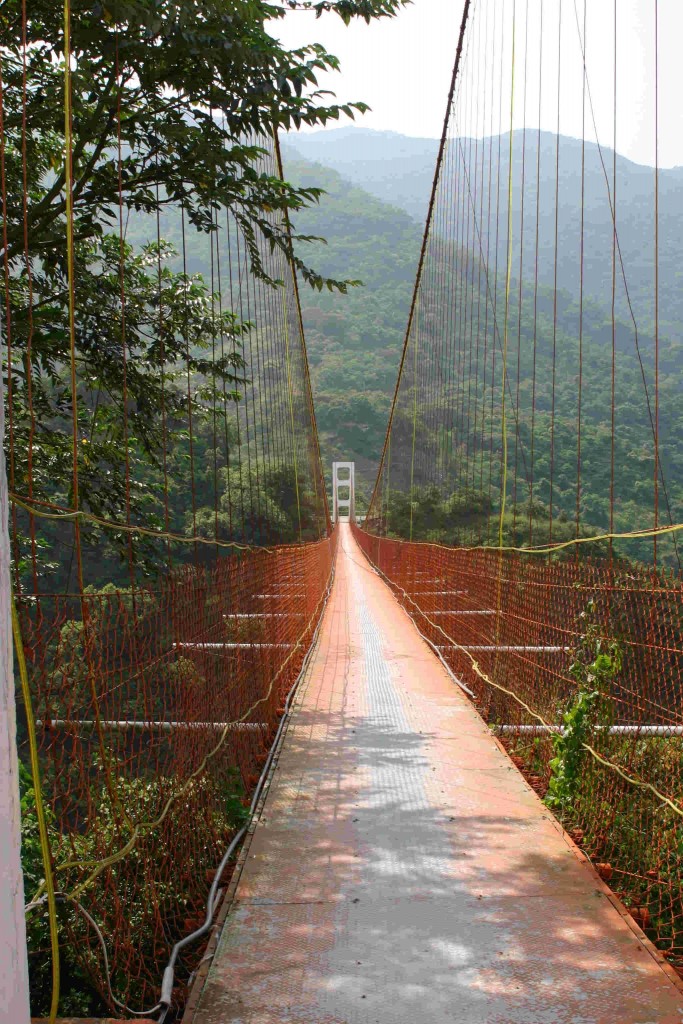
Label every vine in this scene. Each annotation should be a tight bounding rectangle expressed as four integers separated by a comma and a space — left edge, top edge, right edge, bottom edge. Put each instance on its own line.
545, 600, 622, 815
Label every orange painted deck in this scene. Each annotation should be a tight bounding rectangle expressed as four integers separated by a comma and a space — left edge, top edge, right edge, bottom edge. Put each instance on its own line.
190, 525, 683, 1023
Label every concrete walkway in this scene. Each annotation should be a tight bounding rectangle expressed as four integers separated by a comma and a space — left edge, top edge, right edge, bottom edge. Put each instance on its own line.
191, 525, 683, 1024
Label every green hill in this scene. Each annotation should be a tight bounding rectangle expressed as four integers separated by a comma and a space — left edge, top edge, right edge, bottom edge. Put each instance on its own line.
279, 148, 423, 501
124, 128, 683, 537
283, 126, 439, 223
280, 133, 683, 556
285, 126, 683, 337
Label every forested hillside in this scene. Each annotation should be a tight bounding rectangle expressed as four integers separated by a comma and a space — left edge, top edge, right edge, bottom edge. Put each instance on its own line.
122, 147, 422, 511
287, 126, 683, 330
279, 148, 423, 502
284, 126, 439, 222
122, 127, 683, 530
281, 128, 683, 550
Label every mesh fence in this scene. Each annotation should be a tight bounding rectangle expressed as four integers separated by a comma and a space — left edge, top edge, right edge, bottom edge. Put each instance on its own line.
354, 525, 683, 973
2, 7, 335, 1014
19, 533, 336, 1013
360, 0, 683, 980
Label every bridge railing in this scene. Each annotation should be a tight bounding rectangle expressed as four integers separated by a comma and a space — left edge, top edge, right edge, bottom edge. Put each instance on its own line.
20, 530, 336, 1015
358, 0, 683, 975
353, 524, 683, 972
3, 14, 333, 1013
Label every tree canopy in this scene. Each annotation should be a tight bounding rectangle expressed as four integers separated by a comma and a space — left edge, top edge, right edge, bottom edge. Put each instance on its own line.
0, 0, 406, 576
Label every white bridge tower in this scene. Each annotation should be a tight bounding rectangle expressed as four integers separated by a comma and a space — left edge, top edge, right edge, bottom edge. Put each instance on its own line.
332, 462, 355, 523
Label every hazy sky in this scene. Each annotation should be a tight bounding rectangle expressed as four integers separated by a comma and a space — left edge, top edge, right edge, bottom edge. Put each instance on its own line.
275, 0, 683, 169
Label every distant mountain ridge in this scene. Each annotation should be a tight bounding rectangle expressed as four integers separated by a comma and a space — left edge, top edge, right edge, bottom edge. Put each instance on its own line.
280, 128, 683, 532
283, 126, 439, 223
284, 125, 683, 336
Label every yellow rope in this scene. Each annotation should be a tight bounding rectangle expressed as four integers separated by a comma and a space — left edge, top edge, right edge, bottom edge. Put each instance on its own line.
13, 595, 60, 1021
272, 131, 331, 534
491, 0, 517, 657
9, 493, 287, 554
499, 0, 516, 551
365, 1, 472, 523
17, 2, 85, 1014
281, 288, 303, 544
583, 744, 683, 818
367, 518, 683, 559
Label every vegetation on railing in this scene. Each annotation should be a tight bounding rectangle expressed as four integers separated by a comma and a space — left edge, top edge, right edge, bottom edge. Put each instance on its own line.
545, 604, 621, 813
21, 759, 248, 1017
502, 599, 683, 972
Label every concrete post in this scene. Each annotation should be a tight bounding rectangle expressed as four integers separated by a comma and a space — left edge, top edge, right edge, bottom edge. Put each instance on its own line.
0, 320, 31, 1023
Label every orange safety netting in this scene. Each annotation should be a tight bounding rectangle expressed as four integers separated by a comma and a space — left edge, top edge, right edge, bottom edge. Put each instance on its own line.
2, 5, 335, 1009
358, 0, 683, 976
353, 525, 683, 972
20, 532, 336, 1011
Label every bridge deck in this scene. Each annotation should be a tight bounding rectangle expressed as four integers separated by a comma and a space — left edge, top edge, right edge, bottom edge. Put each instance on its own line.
190, 525, 683, 1024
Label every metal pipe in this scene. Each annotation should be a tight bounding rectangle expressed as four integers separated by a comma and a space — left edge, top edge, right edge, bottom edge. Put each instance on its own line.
36, 720, 267, 732
412, 590, 467, 596
223, 612, 305, 618
496, 724, 683, 736
429, 609, 496, 616
437, 645, 568, 652
173, 642, 294, 649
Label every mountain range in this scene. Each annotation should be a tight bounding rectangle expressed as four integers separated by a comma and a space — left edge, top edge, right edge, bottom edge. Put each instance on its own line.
281, 126, 683, 540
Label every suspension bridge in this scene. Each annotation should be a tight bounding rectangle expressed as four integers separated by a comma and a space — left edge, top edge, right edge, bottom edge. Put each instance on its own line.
184, 523, 683, 1024
4, 0, 683, 1022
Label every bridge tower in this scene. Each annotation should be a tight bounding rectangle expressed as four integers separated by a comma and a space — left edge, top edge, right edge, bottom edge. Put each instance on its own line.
332, 462, 355, 523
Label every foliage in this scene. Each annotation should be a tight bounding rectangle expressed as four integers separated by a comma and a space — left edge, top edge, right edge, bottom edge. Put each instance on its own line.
20, 762, 102, 1017
1, 0, 404, 278
8, 236, 246, 535
377, 483, 607, 556
380, 484, 491, 542
192, 460, 323, 546
3, 0, 408, 580
545, 602, 622, 814
20, 756, 248, 1016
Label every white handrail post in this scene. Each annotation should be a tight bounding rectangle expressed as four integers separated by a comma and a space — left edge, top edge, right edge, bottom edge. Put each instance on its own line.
0, 318, 31, 1023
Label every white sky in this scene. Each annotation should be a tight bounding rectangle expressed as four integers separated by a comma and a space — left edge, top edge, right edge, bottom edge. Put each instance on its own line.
274, 0, 459, 139
274, 0, 683, 169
